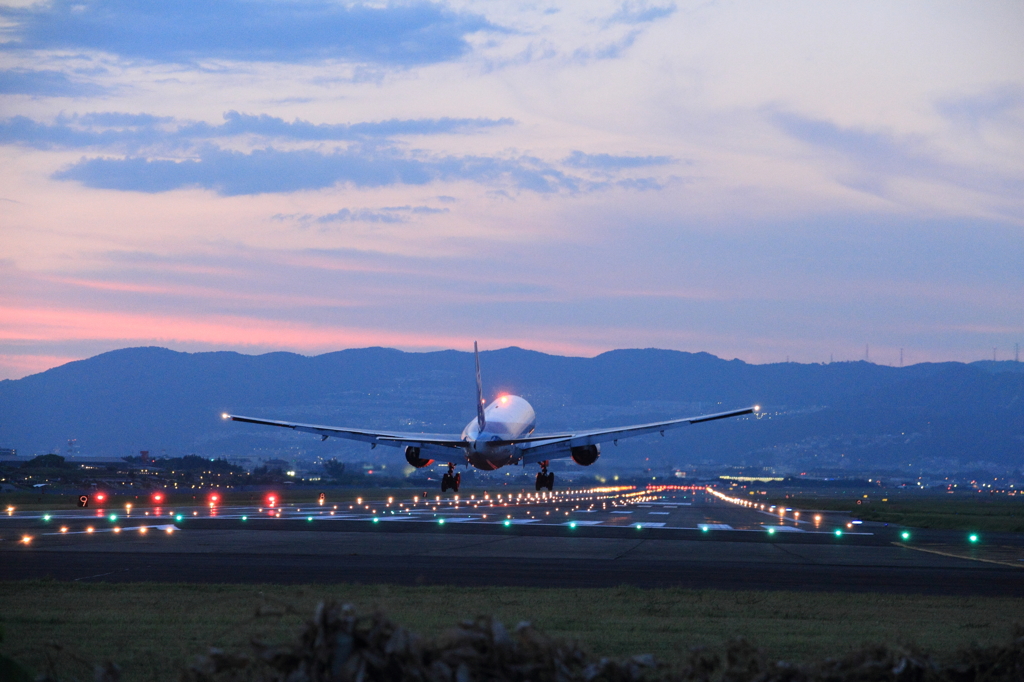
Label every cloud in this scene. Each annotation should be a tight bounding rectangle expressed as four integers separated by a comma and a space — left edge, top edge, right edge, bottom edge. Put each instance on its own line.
0, 0, 496, 66
52, 146, 583, 195
0, 69, 106, 97
606, 1, 676, 25
768, 109, 1024, 204
563, 150, 672, 169
936, 85, 1024, 132
312, 205, 449, 224
0, 112, 515, 151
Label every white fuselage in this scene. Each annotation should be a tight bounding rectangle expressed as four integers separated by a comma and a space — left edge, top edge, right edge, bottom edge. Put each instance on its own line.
460, 394, 536, 470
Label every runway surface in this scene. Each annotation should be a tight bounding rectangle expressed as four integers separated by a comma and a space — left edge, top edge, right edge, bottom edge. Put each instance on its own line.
3, 488, 1022, 595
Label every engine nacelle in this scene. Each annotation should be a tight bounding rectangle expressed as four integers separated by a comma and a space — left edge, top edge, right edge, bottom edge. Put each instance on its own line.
570, 444, 601, 466
404, 446, 434, 469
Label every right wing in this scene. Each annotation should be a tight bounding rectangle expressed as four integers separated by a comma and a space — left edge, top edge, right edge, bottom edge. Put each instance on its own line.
223, 414, 467, 452
515, 406, 759, 462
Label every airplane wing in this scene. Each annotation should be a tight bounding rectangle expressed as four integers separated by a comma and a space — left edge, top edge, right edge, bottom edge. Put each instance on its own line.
223, 414, 467, 451
515, 406, 759, 463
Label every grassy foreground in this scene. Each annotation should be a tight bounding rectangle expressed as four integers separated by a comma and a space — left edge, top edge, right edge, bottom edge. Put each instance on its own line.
1, 582, 1021, 681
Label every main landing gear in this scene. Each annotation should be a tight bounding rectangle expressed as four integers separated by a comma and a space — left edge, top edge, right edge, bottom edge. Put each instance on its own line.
535, 461, 554, 491
441, 463, 461, 493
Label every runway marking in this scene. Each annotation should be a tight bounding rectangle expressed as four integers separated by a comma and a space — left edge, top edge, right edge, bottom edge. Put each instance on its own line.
894, 542, 1024, 569
763, 526, 805, 532
566, 520, 603, 526
648, 512, 670, 515
698, 524, 733, 530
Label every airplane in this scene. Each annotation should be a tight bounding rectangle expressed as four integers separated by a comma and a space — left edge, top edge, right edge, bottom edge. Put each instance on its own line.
223, 343, 759, 492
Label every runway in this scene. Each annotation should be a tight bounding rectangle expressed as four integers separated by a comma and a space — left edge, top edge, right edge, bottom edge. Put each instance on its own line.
3, 488, 1022, 595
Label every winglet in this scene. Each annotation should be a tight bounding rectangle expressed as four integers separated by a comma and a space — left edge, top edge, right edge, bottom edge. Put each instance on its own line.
474, 341, 486, 432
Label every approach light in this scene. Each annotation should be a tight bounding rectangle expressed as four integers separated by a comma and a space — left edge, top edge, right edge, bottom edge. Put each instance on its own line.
21, 535, 32, 544
60, 526, 68, 533
900, 531, 911, 541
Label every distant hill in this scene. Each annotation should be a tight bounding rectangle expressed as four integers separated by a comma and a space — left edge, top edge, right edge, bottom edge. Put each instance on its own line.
0, 346, 1021, 474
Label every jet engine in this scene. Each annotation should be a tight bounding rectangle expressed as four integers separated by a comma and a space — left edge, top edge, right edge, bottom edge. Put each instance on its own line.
570, 444, 600, 466
404, 446, 434, 468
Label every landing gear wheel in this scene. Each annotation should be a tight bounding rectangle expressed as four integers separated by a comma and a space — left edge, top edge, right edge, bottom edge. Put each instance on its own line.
535, 471, 544, 491
536, 462, 554, 491
545, 472, 554, 490
441, 474, 451, 492
453, 473, 461, 493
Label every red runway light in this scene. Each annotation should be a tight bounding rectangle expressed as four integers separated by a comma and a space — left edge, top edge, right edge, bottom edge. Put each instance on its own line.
210, 494, 220, 503
153, 493, 164, 503
95, 493, 106, 502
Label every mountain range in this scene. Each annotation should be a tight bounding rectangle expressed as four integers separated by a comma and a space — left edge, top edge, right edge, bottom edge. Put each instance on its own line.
0, 346, 1022, 475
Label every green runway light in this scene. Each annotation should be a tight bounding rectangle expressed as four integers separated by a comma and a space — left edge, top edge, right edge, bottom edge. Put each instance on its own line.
503, 519, 511, 527
969, 533, 979, 544
241, 516, 247, 521
569, 521, 577, 529
767, 527, 775, 535
701, 526, 709, 532
109, 514, 117, 522
307, 516, 313, 522
834, 529, 843, 537
438, 518, 445, 525
635, 524, 642, 530
900, 531, 910, 541
372, 517, 379, 523
175, 514, 183, 522
43, 514, 51, 521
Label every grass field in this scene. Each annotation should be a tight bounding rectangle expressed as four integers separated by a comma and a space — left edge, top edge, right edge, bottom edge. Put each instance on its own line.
1, 582, 1021, 681
767, 493, 1024, 533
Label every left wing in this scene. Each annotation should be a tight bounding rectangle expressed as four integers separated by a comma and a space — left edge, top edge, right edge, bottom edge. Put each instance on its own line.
516, 406, 759, 463
223, 414, 467, 452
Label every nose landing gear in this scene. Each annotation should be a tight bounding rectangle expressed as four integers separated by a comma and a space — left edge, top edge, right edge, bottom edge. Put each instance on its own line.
535, 461, 554, 491
441, 463, 461, 493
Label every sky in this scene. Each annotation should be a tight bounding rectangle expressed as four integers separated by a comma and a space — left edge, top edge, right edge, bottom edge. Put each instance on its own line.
1, 0, 1022, 380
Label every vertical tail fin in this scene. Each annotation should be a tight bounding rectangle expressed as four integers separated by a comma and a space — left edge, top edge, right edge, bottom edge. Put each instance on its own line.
474, 341, 486, 432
